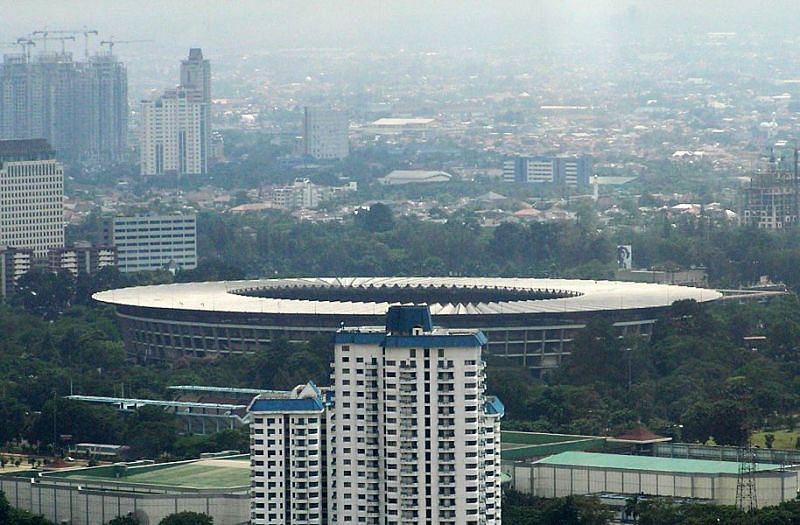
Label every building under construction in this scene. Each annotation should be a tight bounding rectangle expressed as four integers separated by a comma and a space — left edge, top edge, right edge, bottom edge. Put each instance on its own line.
0, 32, 128, 165
739, 155, 799, 229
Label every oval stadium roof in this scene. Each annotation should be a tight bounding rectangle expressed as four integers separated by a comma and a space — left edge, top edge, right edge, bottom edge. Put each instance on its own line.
93, 277, 721, 316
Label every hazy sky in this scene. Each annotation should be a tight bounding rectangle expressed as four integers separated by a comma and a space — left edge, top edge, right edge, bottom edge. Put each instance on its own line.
3, 1, 800, 58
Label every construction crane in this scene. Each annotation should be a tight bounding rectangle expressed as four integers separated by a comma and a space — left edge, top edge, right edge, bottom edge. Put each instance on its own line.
14, 38, 35, 61
32, 29, 98, 58
99, 37, 152, 56
29, 34, 75, 55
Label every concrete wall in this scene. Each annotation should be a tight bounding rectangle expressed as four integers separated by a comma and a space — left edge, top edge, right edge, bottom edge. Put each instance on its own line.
0, 475, 249, 525
505, 462, 798, 508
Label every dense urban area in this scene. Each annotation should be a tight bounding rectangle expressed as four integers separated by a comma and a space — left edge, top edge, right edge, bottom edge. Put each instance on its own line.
6, 2, 800, 524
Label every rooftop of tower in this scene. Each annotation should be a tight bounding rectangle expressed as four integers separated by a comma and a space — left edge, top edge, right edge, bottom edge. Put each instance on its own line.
0, 139, 55, 161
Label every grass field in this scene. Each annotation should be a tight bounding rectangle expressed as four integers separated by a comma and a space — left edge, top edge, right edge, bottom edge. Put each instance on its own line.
62, 461, 250, 489
751, 430, 800, 450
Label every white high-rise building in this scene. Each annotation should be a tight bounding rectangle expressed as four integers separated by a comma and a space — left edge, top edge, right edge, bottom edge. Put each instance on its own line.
140, 49, 210, 176
140, 88, 205, 176
303, 107, 349, 160
0, 139, 64, 256
248, 305, 503, 525
105, 214, 197, 273
248, 383, 328, 525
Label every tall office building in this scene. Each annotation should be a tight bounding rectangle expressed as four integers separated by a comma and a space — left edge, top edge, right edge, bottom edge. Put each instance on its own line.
248, 305, 504, 525
105, 214, 197, 273
140, 49, 210, 176
503, 155, 592, 187
303, 107, 349, 160
0, 51, 127, 164
0, 139, 64, 256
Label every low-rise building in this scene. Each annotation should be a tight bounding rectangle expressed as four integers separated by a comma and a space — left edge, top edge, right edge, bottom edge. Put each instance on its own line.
503, 155, 592, 187
105, 214, 197, 273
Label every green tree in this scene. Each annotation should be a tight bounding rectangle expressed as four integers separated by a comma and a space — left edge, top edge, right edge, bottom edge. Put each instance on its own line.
158, 511, 213, 525
124, 406, 178, 459
354, 203, 395, 232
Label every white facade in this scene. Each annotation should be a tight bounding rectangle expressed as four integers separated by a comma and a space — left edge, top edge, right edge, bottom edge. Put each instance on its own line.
330, 324, 502, 525
109, 214, 197, 273
140, 89, 206, 176
0, 140, 64, 256
248, 383, 327, 525
303, 107, 349, 160
247, 305, 504, 525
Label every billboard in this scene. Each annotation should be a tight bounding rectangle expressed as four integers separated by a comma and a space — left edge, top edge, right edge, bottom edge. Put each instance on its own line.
616, 245, 632, 269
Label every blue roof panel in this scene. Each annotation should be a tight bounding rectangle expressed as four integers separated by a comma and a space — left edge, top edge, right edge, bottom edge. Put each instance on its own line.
249, 398, 324, 413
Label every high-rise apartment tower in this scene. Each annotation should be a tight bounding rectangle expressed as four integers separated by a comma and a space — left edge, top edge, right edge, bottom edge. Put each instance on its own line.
140, 49, 210, 176
248, 305, 504, 525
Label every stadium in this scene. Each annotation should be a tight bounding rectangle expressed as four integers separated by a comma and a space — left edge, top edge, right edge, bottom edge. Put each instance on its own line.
93, 277, 721, 372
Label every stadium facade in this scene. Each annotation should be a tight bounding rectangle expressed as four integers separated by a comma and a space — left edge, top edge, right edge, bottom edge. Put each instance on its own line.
93, 277, 721, 373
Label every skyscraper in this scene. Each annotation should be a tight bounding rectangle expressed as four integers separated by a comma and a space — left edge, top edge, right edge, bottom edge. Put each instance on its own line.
0, 139, 64, 256
248, 305, 504, 525
303, 107, 349, 160
140, 49, 210, 176
180, 48, 211, 169
87, 54, 128, 164
0, 51, 128, 164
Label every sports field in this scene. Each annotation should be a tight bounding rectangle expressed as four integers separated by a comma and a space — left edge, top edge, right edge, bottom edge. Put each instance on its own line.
59, 459, 250, 489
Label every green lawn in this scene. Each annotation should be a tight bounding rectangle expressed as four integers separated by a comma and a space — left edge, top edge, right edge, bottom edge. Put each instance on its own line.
751, 430, 800, 450
63, 462, 249, 489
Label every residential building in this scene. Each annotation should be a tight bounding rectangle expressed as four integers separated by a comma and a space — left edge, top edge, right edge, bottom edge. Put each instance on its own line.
270, 178, 356, 210
248, 383, 328, 525
303, 107, 349, 160
105, 214, 196, 273
0, 246, 32, 298
503, 155, 592, 187
48, 241, 117, 277
140, 49, 210, 176
0, 51, 127, 164
86, 54, 129, 164
247, 305, 504, 525
0, 139, 64, 256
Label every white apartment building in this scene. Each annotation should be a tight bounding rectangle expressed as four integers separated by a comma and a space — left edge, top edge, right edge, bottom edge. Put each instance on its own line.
303, 107, 349, 160
248, 383, 328, 525
140, 89, 206, 176
106, 214, 197, 273
247, 305, 503, 525
0, 139, 64, 256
